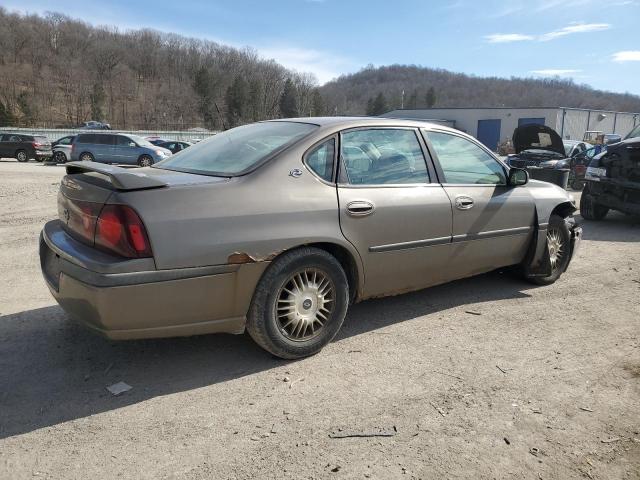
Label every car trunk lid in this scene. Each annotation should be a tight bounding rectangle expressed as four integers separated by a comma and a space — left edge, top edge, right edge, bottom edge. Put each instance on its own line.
59, 162, 229, 251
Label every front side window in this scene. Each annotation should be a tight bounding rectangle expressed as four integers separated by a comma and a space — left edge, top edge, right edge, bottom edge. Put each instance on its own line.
341, 129, 429, 185
58, 136, 73, 145
426, 131, 506, 185
115, 135, 132, 146
156, 121, 317, 176
305, 138, 335, 182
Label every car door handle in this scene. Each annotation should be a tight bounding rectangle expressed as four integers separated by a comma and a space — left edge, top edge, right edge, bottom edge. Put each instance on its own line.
346, 201, 375, 216
455, 196, 474, 210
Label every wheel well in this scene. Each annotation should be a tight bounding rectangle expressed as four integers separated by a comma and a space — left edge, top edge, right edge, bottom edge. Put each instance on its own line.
550, 201, 575, 220
306, 242, 360, 303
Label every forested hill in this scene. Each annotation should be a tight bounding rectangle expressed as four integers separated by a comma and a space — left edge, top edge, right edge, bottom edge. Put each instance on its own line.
320, 64, 640, 116
0, 9, 324, 130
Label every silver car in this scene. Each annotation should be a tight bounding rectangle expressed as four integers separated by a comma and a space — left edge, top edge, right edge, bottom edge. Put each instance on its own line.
40, 117, 581, 359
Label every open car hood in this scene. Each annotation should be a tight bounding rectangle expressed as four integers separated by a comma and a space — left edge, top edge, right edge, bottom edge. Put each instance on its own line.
513, 124, 566, 156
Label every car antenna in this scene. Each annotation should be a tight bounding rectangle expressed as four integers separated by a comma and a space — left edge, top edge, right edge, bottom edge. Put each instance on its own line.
214, 102, 228, 131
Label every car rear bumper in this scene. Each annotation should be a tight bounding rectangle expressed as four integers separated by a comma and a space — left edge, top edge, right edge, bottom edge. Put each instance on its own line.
40, 220, 268, 339
35, 150, 52, 158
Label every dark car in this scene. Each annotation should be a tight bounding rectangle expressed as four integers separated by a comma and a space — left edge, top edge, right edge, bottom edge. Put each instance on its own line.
157, 141, 191, 154
507, 124, 567, 168
0, 133, 52, 162
581, 134, 640, 220
78, 121, 111, 130
507, 125, 571, 188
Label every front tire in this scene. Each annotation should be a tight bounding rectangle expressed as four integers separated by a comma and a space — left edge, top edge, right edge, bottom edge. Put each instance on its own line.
53, 151, 67, 164
247, 247, 349, 359
15, 150, 28, 162
528, 214, 571, 286
138, 155, 153, 167
580, 188, 608, 220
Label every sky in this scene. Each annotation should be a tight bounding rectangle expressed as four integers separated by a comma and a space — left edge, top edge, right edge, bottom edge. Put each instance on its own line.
3, 0, 639, 94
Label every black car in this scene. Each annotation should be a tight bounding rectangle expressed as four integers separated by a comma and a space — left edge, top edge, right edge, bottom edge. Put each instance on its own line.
157, 140, 191, 154
581, 125, 640, 220
507, 124, 571, 188
78, 121, 111, 130
0, 133, 52, 162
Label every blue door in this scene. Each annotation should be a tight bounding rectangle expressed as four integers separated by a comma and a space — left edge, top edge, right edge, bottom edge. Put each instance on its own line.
477, 119, 501, 151
518, 117, 545, 127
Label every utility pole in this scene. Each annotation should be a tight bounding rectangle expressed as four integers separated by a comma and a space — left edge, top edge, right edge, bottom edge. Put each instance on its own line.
401, 90, 405, 109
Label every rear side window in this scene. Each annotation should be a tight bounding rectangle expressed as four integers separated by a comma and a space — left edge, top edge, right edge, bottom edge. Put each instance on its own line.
156, 121, 318, 176
76, 134, 95, 144
95, 135, 114, 145
9, 135, 22, 142
305, 138, 335, 182
340, 129, 429, 185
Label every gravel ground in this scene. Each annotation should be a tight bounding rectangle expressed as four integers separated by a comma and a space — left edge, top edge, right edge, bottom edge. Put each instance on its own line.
1, 159, 639, 480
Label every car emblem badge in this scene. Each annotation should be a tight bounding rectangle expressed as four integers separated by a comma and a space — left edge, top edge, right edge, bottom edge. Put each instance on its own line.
289, 168, 303, 178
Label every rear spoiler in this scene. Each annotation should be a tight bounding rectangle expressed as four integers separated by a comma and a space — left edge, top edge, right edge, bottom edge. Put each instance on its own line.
65, 161, 167, 191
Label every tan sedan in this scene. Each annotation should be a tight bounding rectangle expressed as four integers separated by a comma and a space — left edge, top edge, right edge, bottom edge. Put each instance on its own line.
40, 117, 581, 359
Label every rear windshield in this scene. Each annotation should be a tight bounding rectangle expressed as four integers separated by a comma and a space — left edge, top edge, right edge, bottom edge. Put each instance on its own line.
34, 136, 49, 143
154, 121, 318, 176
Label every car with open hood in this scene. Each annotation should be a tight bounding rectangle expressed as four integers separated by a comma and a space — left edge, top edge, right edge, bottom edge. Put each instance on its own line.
580, 130, 640, 220
40, 117, 581, 359
507, 124, 568, 169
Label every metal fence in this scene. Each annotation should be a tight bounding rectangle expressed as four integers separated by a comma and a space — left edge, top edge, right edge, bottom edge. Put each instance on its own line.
556, 108, 639, 141
0, 127, 219, 143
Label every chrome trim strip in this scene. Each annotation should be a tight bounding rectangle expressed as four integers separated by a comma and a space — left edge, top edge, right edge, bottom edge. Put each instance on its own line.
452, 226, 533, 243
369, 236, 451, 253
369, 226, 533, 253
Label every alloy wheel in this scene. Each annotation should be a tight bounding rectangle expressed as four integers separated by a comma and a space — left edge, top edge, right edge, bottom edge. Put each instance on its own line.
275, 268, 335, 342
547, 227, 565, 271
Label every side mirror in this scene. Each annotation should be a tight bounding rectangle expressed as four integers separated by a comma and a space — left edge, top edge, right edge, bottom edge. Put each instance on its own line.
129, 142, 136, 147
508, 168, 529, 186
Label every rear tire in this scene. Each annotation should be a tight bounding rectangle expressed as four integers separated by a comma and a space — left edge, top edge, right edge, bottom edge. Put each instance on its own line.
580, 188, 608, 220
246, 247, 349, 359
527, 214, 571, 286
138, 155, 153, 167
571, 179, 584, 190
79, 152, 94, 162
15, 150, 28, 162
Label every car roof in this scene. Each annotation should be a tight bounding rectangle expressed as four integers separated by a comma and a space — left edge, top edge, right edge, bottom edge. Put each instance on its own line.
267, 116, 461, 133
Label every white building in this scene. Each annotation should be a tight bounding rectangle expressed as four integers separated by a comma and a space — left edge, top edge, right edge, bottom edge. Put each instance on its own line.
382, 107, 640, 151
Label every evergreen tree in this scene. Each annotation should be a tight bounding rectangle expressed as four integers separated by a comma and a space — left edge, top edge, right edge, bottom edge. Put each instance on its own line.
311, 89, 325, 116
0, 100, 15, 127
279, 78, 298, 117
366, 97, 375, 116
193, 67, 216, 128
225, 76, 247, 127
425, 86, 436, 108
371, 92, 388, 115
407, 89, 418, 109
89, 84, 105, 121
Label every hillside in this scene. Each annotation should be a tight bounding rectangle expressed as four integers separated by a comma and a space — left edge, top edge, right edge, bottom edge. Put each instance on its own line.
320, 64, 640, 116
0, 9, 323, 130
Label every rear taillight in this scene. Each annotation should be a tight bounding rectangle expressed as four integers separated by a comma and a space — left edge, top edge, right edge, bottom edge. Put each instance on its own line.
95, 205, 152, 258
60, 199, 102, 245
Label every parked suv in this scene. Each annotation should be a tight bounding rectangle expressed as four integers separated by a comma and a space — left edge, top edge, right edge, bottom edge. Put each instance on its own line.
71, 133, 172, 166
0, 133, 52, 162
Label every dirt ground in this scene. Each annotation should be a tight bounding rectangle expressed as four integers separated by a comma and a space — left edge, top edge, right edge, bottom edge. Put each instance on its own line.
0, 159, 639, 480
